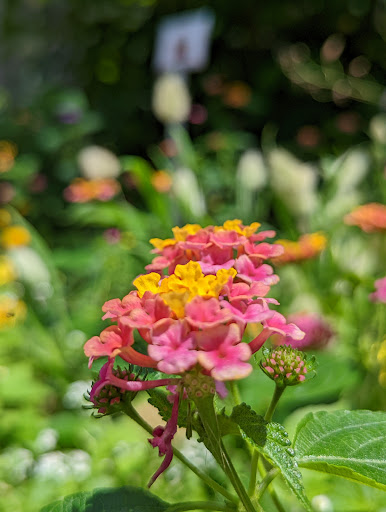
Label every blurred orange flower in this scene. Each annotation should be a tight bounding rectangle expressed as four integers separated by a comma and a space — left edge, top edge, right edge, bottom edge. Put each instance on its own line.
272, 232, 327, 265
151, 171, 173, 193
222, 81, 252, 108
64, 178, 120, 203
0, 140, 17, 173
344, 203, 386, 232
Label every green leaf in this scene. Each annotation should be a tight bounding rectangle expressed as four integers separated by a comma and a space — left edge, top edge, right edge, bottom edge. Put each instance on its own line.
40, 486, 170, 512
231, 403, 312, 511
230, 403, 267, 446
294, 409, 386, 490
217, 408, 241, 437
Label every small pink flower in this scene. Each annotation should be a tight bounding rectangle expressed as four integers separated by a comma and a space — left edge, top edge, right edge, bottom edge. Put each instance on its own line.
243, 241, 284, 261
273, 312, 334, 349
102, 292, 141, 320
84, 325, 157, 369
224, 281, 271, 301
185, 296, 232, 329
248, 312, 305, 354
84, 326, 130, 367
149, 320, 197, 374
235, 255, 279, 286
249, 230, 276, 242
369, 277, 386, 304
196, 323, 252, 380
210, 229, 246, 248
220, 299, 274, 327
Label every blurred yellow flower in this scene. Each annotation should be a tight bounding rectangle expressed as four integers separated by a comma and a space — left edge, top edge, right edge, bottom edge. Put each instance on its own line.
0, 295, 26, 328
0, 140, 17, 173
0, 256, 16, 285
1, 225, 31, 248
0, 209, 11, 227
273, 232, 327, 265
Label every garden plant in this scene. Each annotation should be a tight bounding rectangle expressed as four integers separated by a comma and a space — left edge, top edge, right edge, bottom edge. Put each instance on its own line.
40, 220, 386, 512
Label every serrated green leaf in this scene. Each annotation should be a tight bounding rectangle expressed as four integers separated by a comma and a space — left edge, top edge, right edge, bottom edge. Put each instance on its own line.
218, 408, 241, 437
294, 409, 386, 490
230, 403, 267, 446
40, 486, 170, 512
231, 403, 312, 511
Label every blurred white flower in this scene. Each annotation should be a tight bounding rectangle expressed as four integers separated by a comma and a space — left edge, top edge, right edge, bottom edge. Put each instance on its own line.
33, 451, 71, 482
1, 447, 34, 484
77, 145, 120, 180
369, 113, 386, 144
331, 233, 377, 277
66, 450, 91, 480
63, 380, 91, 409
172, 167, 206, 218
237, 149, 267, 191
152, 73, 191, 124
324, 191, 362, 224
34, 428, 58, 453
332, 148, 370, 195
268, 148, 318, 217
33, 450, 91, 482
9, 247, 50, 288
311, 494, 334, 512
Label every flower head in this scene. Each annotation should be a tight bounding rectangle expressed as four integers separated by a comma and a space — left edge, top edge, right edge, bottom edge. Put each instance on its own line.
84, 219, 304, 485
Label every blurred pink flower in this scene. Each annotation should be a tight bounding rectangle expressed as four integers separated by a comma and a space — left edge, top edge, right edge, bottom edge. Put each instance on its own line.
369, 277, 386, 304
273, 312, 334, 350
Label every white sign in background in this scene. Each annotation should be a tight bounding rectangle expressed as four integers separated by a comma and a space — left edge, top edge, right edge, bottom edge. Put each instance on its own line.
153, 8, 215, 74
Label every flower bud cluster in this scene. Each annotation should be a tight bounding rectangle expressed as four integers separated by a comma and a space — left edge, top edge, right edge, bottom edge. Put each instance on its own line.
87, 366, 136, 415
260, 345, 316, 387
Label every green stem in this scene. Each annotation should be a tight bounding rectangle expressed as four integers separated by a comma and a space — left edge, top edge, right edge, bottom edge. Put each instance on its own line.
248, 385, 286, 507
264, 385, 286, 422
257, 459, 285, 512
255, 468, 279, 500
193, 396, 257, 512
165, 501, 235, 512
229, 380, 242, 406
124, 403, 237, 505
248, 450, 259, 496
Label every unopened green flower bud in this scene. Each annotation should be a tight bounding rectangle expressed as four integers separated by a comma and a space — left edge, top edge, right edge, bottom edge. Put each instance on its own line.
260, 345, 316, 387
184, 369, 216, 399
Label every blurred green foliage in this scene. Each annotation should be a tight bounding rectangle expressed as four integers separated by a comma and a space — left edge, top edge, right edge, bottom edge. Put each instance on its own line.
0, 0, 385, 510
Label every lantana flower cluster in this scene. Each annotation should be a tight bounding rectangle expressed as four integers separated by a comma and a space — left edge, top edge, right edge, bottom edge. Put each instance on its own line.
84, 220, 305, 485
